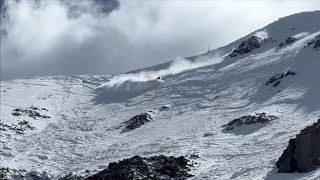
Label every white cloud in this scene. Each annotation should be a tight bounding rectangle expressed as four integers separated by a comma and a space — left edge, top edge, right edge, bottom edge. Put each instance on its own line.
1, 0, 320, 79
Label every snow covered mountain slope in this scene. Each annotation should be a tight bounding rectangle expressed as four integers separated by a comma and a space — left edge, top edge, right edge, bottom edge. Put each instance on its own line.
1, 11, 320, 179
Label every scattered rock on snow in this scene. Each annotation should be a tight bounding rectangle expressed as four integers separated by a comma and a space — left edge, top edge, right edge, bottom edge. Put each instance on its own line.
222, 113, 277, 130
86, 155, 193, 180
11, 106, 50, 119
276, 119, 320, 173
120, 113, 152, 133
0, 120, 36, 134
264, 70, 296, 87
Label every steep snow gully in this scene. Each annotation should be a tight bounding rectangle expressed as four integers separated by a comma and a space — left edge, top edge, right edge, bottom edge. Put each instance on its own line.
1, 11, 320, 179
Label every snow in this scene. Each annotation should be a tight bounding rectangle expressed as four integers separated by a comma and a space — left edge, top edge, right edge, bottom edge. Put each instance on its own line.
1, 11, 320, 179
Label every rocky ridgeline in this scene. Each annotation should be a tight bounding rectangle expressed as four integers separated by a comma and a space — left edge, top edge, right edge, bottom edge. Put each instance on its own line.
0, 120, 36, 134
279, 36, 298, 47
222, 113, 277, 130
87, 155, 193, 180
264, 70, 296, 87
12, 106, 50, 119
120, 113, 152, 133
229, 36, 275, 57
276, 119, 320, 173
1, 155, 193, 180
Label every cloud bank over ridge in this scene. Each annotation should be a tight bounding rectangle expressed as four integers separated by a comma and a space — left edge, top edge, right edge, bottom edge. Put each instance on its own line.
1, 0, 320, 80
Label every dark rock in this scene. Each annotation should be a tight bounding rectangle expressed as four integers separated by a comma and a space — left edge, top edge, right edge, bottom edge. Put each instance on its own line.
279, 42, 285, 47
265, 70, 296, 87
285, 37, 298, 45
222, 113, 277, 130
314, 39, 320, 49
86, 155, 193, 180
120, 113, 152, 133
59, 172, 84, 180
203, 133, 214, 137
1, 120, 36, 134
230, 36, 262, 57
11, 106, 50, 119
277, 119, 320, 173
273, 80, 281, 87
279, 37, 298, 47
190, 154, 200, 159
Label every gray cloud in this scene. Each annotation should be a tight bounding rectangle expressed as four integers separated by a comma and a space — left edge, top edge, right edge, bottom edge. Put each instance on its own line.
1, 0, 320, 80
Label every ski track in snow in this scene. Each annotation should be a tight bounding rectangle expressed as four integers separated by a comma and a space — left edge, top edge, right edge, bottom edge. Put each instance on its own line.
1, 11, 320, 179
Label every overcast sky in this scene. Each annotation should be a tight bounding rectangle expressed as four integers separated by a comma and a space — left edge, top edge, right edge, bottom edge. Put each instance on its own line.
1, 0, 320, 80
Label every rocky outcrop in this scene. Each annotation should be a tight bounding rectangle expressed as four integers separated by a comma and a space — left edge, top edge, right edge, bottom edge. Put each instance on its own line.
86, 155, 193, 180
120, 113, 152, 133
264, 70, 296, 87
2, 155, 192, 180
222, 113, 277, 130
276, 119, 320, 173
230, 36, 262, 57
279, 36, 298, 47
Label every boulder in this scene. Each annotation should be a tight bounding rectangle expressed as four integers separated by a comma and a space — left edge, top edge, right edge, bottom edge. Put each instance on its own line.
276, 119, 320, 173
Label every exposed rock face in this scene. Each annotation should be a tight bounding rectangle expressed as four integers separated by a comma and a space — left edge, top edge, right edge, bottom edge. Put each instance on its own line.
264, 70, 296, 87
230, 36, 262, 57
314, 39, 320, 49
277, 119, 320, 173
120, 113, 152, 133
86, 155, 193, 180
222, 113, 277, 130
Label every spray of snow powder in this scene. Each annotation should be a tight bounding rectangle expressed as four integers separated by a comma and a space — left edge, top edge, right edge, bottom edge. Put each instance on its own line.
97, 55, 223, 96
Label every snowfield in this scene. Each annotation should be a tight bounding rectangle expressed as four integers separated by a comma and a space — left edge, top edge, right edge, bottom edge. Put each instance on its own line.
1, 11, 320, 179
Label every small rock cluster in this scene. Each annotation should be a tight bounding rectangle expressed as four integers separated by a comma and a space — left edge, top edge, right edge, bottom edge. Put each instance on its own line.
230, 36, 262, 57
222, 113, 277, 130
276, 119, 320, 173
87, 155, 193, 180
0, 120, 36, 134
264, 70, 296, 87
12, 106, 50, 119
120, 113, 152, 133
279, 36, 298, 47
